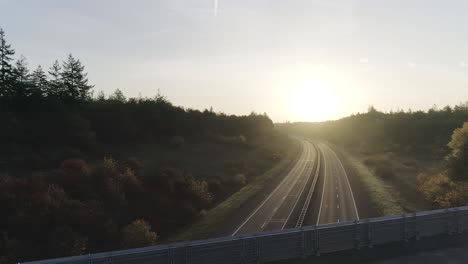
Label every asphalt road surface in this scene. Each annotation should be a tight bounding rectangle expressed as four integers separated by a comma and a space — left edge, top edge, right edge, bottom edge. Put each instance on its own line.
316, 142, 359, 224
232, 140, 316, 235
232, 140, 359, 235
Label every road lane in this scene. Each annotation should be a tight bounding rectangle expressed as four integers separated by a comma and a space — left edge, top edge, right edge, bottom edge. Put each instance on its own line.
316, 143, 359, 224
232, 140, 316, 235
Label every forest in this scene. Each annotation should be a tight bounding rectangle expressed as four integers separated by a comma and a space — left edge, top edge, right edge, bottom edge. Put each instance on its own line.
278, 105, 468, 212
0, 28, 293, 263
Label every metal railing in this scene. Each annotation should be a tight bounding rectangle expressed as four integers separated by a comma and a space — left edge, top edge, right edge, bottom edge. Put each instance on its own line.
24, 206, 468, 264
295, 144, 321, 228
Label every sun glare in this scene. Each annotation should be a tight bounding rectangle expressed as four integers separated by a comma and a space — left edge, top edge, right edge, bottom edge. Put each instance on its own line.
286, 79, 341, 122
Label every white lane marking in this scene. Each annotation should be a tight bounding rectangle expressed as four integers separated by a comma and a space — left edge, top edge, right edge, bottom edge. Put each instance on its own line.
337, 194, 339, 198
316, 144, 327, 225
231, 140, 308, 235
328, 145, 360, 220
337, 204, 340, 209
261, 222, 266, 229
281, 142, 316, 229
269, 219, 286, 223
337, 219, 340, 223
273, 206, 278, 212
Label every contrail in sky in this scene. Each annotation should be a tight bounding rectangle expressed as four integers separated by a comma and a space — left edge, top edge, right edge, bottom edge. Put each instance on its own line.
214, 0, 218, 16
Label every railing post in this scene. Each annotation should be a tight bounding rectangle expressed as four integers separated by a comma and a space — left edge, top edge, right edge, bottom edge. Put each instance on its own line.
402, 214, 408, 242
446, 208, 451, 235
185, 242, 191, 264
255, 236, 261, 264
413, 212, 420, 240
301, 227, 306, 258
240, 236, 246, 264
314, 225, 320, 256
453, 207, 461, 234
354, 220, 361, 250
367, 218, 373, 248
168, 245, 174, 264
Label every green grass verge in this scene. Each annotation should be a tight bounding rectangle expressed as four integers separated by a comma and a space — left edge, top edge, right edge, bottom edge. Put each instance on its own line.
168, 141, 301, 242
344, 152, 405, 216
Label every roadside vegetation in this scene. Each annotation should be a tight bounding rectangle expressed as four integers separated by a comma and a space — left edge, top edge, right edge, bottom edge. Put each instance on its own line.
170, 142, 300, 242
0, 28, 295, 263
338, 149, 404, 216
278, 105, 468, 214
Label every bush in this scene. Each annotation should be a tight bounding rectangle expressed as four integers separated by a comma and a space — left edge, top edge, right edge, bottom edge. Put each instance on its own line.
125, 157, 143, 172
447, 122, 468, 180
419, 170, 468, 208
60, 159, 90, 178
231, 174, 247, 187
121, 219, 157, 249
374, 164, 395, 180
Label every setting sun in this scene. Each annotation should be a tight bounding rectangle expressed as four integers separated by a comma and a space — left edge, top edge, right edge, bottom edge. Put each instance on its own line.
286, 78, 342, 122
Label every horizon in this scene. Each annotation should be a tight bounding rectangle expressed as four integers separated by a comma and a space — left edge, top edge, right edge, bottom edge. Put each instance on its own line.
3, 0, 468, 122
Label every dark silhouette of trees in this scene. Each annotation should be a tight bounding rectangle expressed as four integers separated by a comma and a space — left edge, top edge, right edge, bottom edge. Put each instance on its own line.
0, 29, 93, 107
48, 60, 63, 98
0, 28, 15, 102
13, 55, 32, 99
31, 65, 48, 97
0, 27, 290, 263
61, 54, 93, 101
109, 89, 126, 102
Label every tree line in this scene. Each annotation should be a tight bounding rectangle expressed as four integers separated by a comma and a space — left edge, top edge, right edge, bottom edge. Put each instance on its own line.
278, 105, 468, 209
0, 27, 290, 263
0, 28, 92, 109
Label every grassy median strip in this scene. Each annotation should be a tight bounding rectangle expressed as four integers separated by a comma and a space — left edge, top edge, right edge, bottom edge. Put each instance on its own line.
345, 153, 405, 216
169, 141, 301, 242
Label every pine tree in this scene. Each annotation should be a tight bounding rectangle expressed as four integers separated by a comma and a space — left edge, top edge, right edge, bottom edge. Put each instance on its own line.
31, 65, 48, 97
61, 54, 93, 101
0, 28, 15, 100
109, 89, 126, 102
13, 55, 32, 98
96, 90, 106, 101
48, 60, 63, 97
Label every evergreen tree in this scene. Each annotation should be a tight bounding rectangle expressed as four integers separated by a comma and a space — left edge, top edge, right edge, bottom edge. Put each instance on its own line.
31, 65, 48, 97
109, 88, 126, 102
0, 28, 15, 100
61, 54, 93, 101
48, 60, 63, 97
13, 55, 32, 98
96, 90, 106, 101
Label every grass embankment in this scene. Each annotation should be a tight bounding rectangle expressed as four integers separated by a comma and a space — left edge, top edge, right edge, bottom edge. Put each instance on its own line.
342, 150, 405, 216
169, 140, 301, 242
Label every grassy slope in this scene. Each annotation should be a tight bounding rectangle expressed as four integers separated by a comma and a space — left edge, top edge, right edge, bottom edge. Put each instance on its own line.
168, 141, 301, 242
358, 151, 433, 212
340, 149, 405, 216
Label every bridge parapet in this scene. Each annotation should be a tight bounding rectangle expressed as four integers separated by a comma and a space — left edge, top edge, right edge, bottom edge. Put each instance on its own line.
24, 206, 468, 264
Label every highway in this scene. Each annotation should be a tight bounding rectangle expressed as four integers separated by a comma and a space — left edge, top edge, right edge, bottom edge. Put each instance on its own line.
315, 142, 359, 224
232, 140, 359, 235
232, 140, 317, 235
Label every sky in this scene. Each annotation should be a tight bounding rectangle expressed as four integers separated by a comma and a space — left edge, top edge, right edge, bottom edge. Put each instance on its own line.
2, 0, 468, 122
